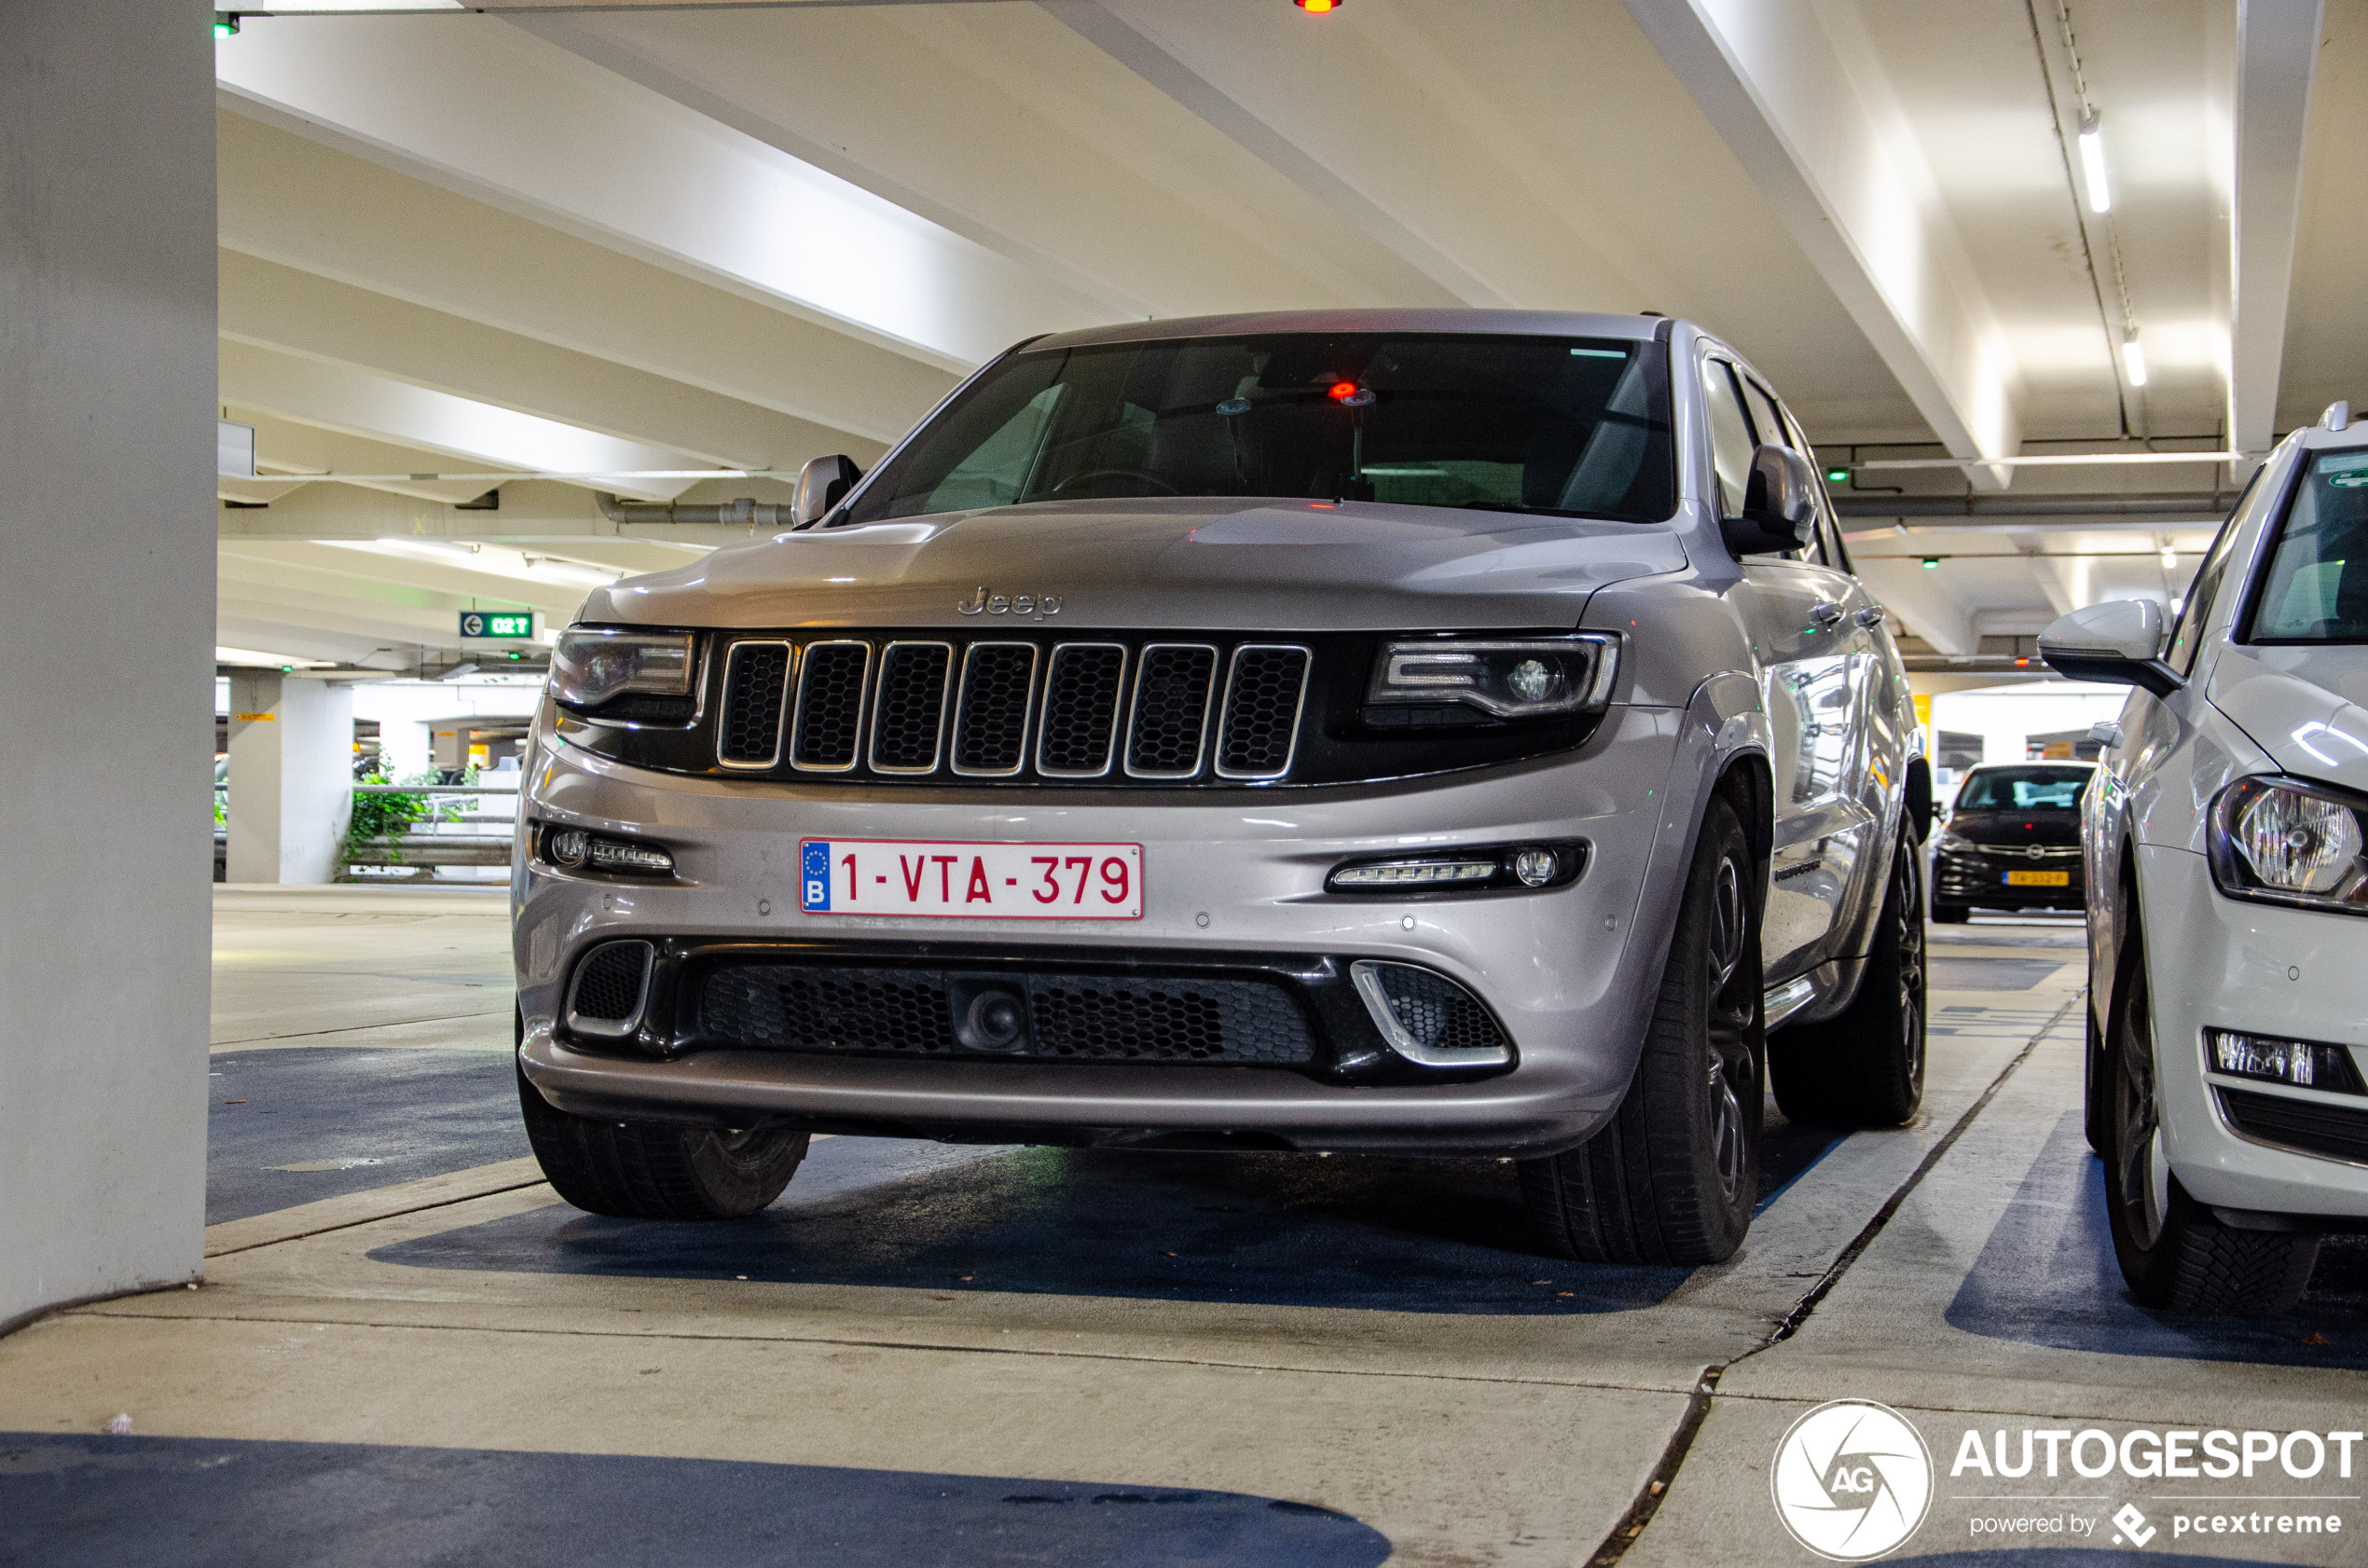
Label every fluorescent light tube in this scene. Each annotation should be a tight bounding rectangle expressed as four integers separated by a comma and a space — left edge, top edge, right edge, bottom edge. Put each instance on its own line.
2121, 332, 2148, 387
2078, 112, 2111, 213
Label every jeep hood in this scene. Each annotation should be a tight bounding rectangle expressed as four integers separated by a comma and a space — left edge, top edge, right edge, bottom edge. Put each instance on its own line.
2209, 643, 2368, 793
584, 497, 1690, 632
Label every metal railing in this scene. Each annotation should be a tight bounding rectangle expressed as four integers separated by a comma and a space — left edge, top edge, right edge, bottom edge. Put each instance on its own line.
342, 782, 520, 882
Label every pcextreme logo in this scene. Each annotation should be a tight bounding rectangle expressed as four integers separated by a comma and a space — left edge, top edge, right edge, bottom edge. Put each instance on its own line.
1770, 1399, 1934, 1561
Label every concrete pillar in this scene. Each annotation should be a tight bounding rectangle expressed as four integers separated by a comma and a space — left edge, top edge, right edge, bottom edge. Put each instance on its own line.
374, 718, 432, 782
0, 0, 214, 1326
227, 674, 356, 885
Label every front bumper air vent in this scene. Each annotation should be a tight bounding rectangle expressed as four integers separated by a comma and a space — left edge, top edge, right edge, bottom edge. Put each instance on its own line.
1351, 961, 1513, 1067
567, 941, 654, 1038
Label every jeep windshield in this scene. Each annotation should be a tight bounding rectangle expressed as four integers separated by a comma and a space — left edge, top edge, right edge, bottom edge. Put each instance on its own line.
834, 332, 1675, 527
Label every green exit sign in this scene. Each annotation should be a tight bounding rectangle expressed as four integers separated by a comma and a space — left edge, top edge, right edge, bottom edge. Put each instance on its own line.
460, 611, 535, 640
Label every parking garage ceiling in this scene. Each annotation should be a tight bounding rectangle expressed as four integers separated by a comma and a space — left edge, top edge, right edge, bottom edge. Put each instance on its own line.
208, 0, 2361, 674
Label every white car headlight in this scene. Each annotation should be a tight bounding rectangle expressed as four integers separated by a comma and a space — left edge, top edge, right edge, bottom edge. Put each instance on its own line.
2208, 776, 2368, 912
550, 627, 695, 710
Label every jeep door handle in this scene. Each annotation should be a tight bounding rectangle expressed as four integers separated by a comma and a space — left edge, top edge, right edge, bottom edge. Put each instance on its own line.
1853, 605, 1886, 629
1809, 600, 1847, 629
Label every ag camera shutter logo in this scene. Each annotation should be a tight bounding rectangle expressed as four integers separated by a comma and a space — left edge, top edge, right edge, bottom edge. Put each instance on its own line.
1770, 1399, 1934, 1561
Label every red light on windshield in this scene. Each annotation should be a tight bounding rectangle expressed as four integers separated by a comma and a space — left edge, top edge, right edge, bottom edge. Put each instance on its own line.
1327, 380, 1358, 402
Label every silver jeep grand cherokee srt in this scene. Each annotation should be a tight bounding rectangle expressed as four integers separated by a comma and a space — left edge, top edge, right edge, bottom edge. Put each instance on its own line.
512, 309, 1932, 1266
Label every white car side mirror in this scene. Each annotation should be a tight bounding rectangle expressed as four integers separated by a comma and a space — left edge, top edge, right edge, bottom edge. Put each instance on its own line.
2037, 599, 2183, 700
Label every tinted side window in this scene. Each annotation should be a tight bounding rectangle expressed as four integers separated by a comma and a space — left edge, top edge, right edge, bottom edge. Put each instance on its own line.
1703, 360, 1757, 519
1742, 380, 1786, 449
2166, 520, 2239, 675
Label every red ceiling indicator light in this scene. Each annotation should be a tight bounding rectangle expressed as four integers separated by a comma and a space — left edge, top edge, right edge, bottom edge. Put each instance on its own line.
1296, 0, 1341, 11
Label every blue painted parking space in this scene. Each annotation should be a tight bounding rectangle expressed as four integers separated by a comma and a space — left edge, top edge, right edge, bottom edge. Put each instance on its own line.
1946, 1115, 2368, 1369
207, 1049, 528, 1225
368, 1111, 1841, 1314
0, 1432, 1390, 1568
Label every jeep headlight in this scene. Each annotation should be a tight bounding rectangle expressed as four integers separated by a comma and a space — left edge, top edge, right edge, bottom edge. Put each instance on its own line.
1366, 634, 1618, 720
2208, 776, 2368, 912
550, 627, 695, 710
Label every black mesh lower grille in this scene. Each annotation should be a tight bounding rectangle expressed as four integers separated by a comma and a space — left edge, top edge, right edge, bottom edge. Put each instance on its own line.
870, 643, 950, 772
953, 643, 1036, 774
717, 642, 790, 765
1364, 964, 1508, 1055
571, 942, 651, 1023
2219, 1087, 2368, 1163
1126, 645, 1217, 777
792, 642, 869, 769
1217, 646, 1309, 777
695, 964, 1315, 1066
1039, 644, 1126, 776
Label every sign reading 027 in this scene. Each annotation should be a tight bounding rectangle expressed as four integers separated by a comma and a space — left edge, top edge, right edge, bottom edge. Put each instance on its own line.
460, 611, 536, 640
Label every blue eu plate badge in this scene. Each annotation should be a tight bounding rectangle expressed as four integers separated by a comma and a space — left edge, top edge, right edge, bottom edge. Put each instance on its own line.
801, 841, 832, 911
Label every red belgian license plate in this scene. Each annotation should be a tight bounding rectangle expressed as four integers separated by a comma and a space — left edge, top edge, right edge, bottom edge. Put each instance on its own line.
799, 839, 1143, 918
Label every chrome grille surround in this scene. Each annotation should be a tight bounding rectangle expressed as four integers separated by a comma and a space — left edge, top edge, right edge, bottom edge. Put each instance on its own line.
714, 640, 792, 770
1035, 642, 1129, 779
788, 640, 872, 774
867, 640, 954, 775
1214, 643, 1314, 780
949, 641, 1039, 777
1122, 643, 1218, 779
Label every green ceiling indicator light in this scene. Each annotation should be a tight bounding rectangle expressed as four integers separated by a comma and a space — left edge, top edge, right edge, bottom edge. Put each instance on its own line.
1921, 557, 1940, 570
1824, 467, 1851, 485
459, 611, 536, 640
213, 11, 240, 38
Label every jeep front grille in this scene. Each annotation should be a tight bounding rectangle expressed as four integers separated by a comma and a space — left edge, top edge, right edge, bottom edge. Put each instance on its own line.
716, 641, 790, 768
717, 633, 1312, 786
1216, 645, 1312, 779
790, 641, 870, 772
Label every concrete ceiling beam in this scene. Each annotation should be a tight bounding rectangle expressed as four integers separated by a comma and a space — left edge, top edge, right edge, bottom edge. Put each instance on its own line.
218, 480, 764, 551
219, 341, 699, 503
1625, 0, 2021, 487
213, 15, 1103, 369
221, 254, 879, 477
1851, 556, 1979, 655
218, 114, 954, 448
2228, 0, 2325, 473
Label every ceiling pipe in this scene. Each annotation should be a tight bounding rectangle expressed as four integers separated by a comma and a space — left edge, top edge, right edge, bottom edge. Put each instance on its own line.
1833, 492, 2242, 521
595, 492, 793, 528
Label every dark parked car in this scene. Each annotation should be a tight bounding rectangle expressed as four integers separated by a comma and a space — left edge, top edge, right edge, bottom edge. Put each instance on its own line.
1929, 763, 2092, 922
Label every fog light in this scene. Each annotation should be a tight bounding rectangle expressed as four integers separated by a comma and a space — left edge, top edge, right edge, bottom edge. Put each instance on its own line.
588, 838, 675, 875
1329, 859, 1496, 889
2208, 1029, 2367, 1095
541, 824, 674, 876
1512, 848, 1558, 887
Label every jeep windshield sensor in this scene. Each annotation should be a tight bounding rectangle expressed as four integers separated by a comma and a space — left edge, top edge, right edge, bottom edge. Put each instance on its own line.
836, 331, 1677, 527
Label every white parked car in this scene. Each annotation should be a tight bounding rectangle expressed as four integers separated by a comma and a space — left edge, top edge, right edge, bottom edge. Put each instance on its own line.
2040, 402, 2368, 1315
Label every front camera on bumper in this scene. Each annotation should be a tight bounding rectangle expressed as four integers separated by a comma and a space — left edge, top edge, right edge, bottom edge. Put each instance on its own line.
540, 824, 675, 876
1327, 842, 1583, 894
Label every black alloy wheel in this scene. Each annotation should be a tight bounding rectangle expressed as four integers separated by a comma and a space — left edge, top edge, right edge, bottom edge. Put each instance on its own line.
1521, 794, 1763, 1265
2102, 921, 2320, 1316
1769, 827, 1927, 1127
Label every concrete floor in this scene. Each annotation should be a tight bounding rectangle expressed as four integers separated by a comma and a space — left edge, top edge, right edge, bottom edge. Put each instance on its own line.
3, 887, 2362, 1565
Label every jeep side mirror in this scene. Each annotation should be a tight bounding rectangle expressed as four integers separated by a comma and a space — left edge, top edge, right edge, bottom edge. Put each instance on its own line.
1723, 444, 1820, 557
792, 454, 863, 528
2037, 599, 2183, 700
